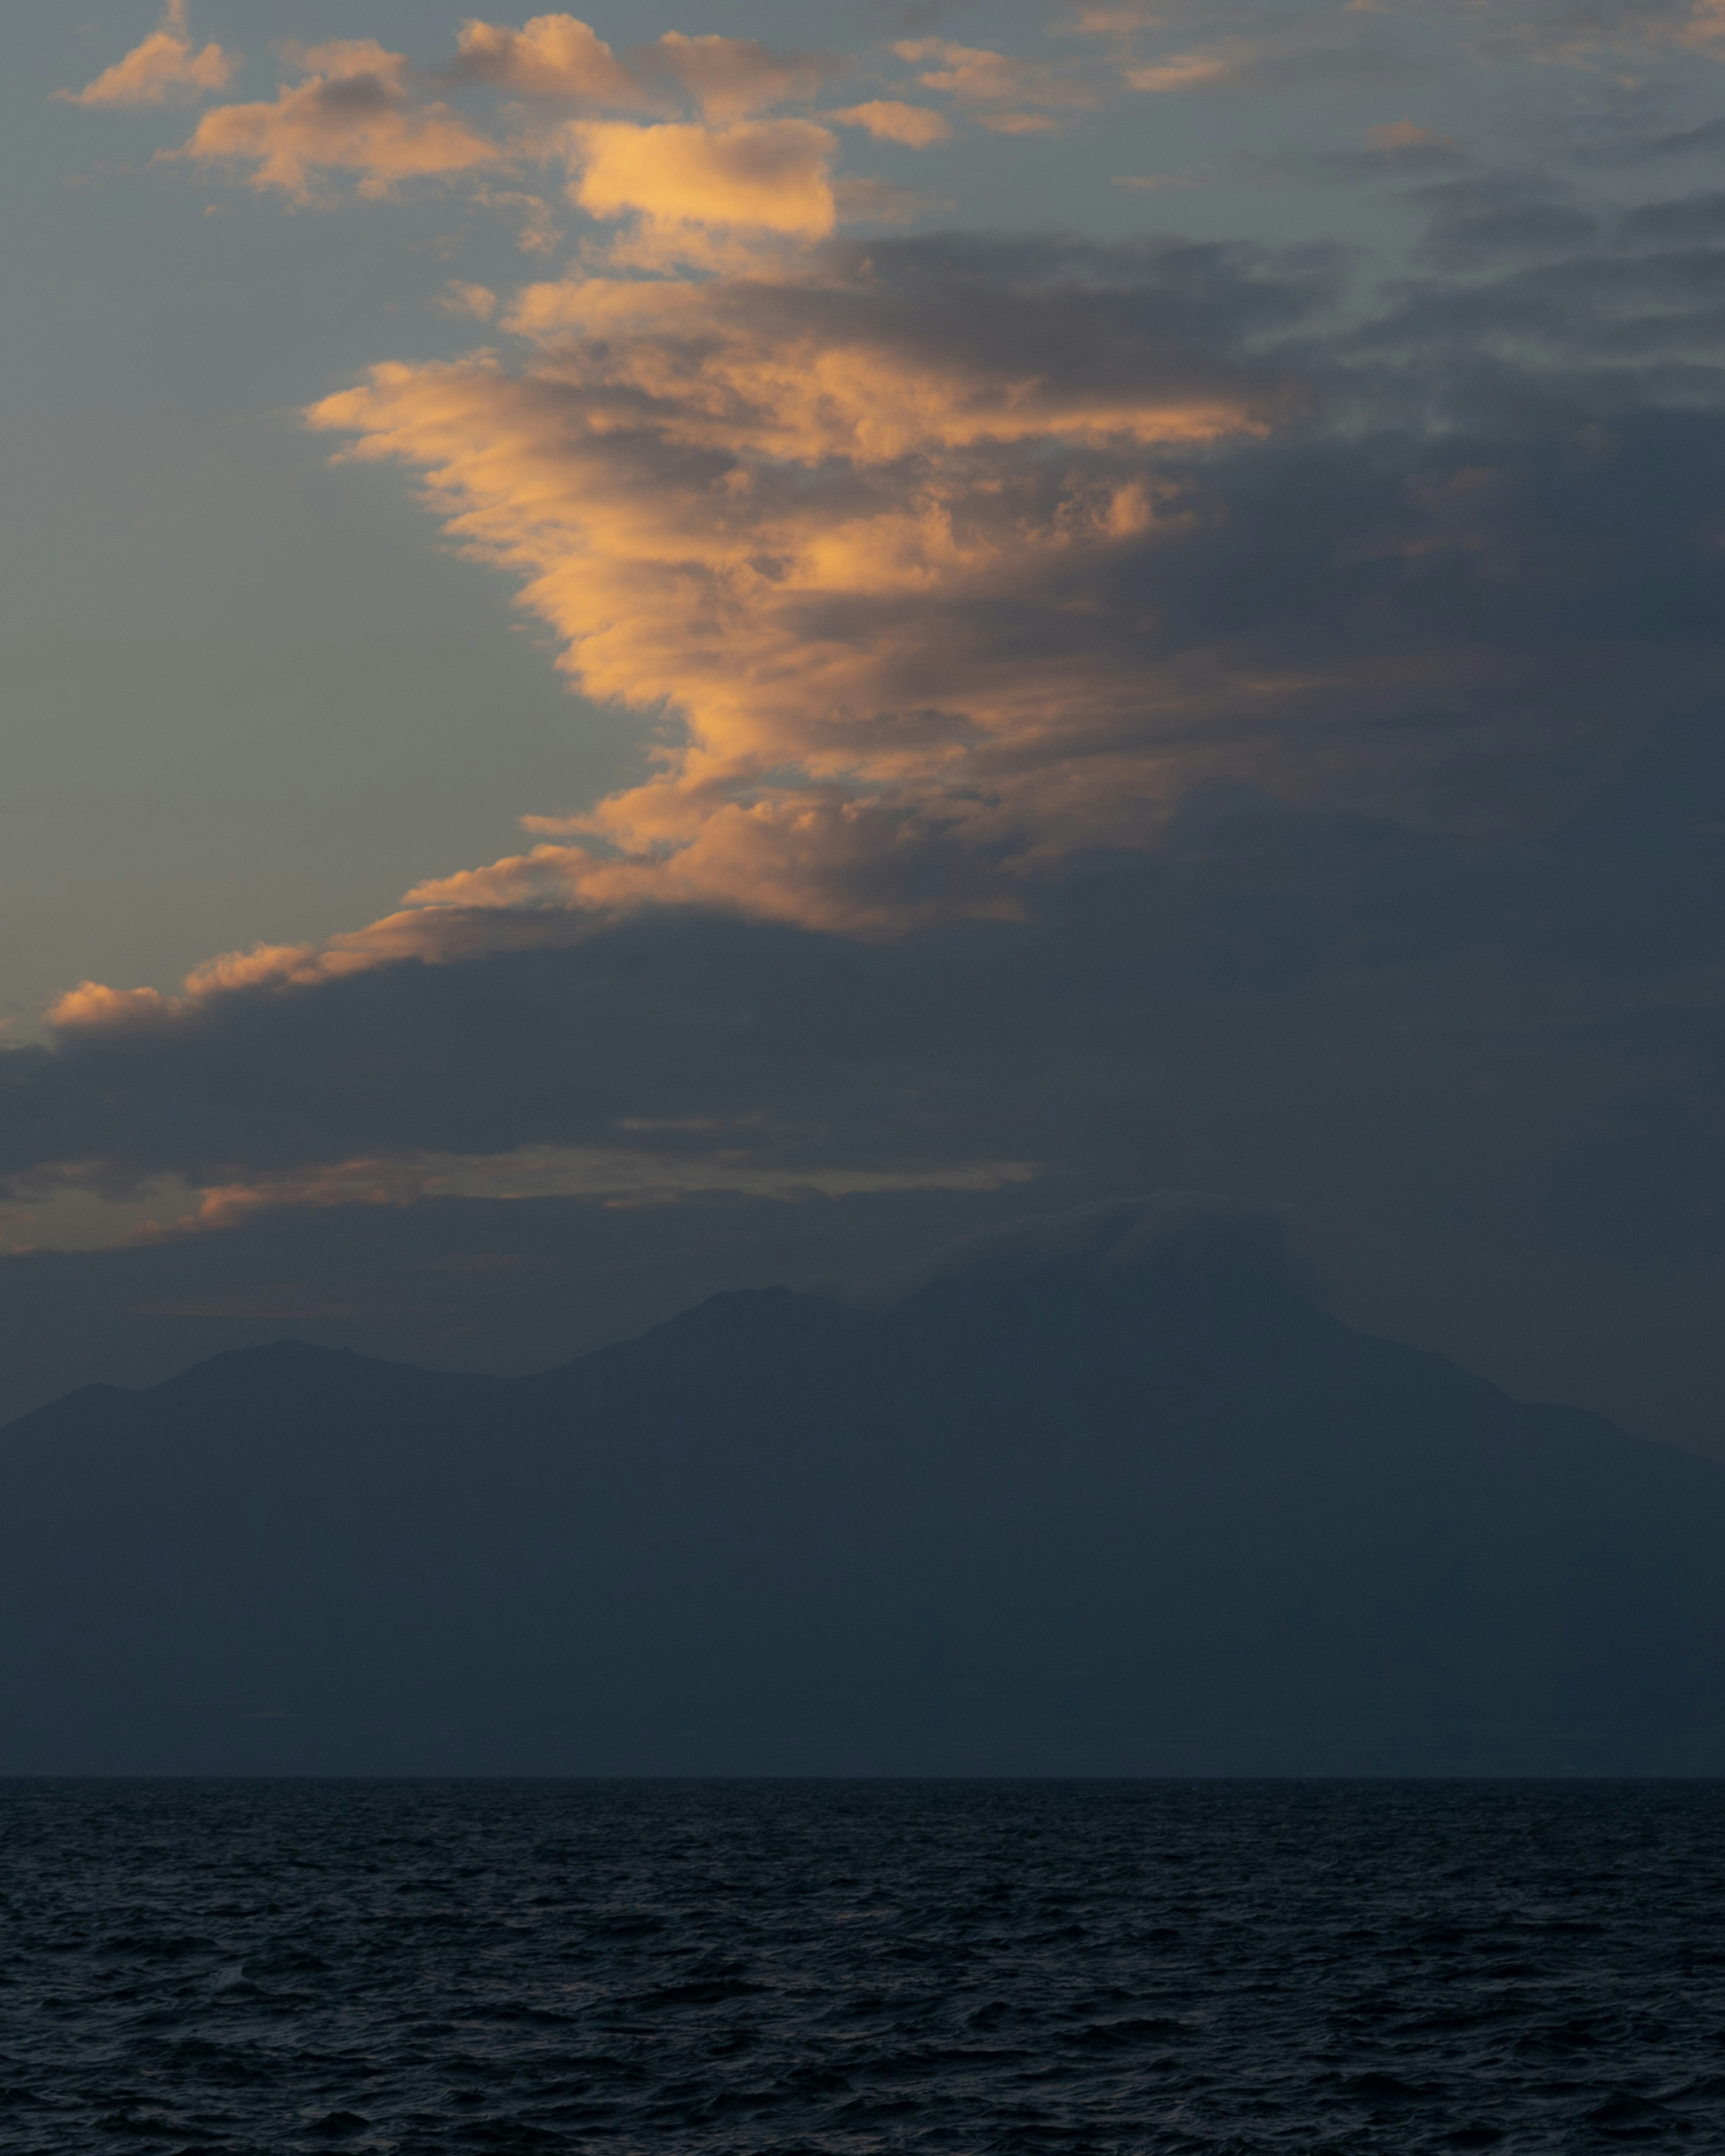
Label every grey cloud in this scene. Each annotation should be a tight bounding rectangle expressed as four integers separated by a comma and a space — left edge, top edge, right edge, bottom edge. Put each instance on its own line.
1410, 177, 1602, 268
8, 270, 1725, 1186
1621, 189, 1725, 246
845, 1193, 1318, 1308
1261, 137, 1470, 188
6, 743, 1725, 1196
9, 763, 1725, 1452
1465, 0, 1714, 62
1632, 114, 1725, 161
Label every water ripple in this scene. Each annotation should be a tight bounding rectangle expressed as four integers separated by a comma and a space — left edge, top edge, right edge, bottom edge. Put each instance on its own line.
1, 1781, 1723, 2152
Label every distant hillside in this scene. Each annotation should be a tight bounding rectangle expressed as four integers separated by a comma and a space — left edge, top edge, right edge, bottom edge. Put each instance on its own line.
4, 1200, 1723, 1775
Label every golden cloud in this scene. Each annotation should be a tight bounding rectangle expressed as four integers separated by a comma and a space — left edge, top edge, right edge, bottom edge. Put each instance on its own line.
58, 0, 236, 108
827, 101, 952, 147
1124, 51, 1240, 93
174, 39, 498, 199
453, 18, 832, 119
436, 279, 499, 320
454, 13, 645, 104
892, 39, 1093, 110
279, 253, 1309, 941
645, 32, 832, 119
566, 118, 838, 257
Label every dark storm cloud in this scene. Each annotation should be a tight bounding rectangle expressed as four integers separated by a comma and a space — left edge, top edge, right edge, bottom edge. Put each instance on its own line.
5, 754, 1723, 1197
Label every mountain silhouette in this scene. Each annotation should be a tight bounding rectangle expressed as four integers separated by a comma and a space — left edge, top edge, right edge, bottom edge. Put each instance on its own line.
3, 1199, 1723, 1775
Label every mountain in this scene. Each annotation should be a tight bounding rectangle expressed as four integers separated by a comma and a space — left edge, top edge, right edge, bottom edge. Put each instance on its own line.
3, 1198, 1724, 1776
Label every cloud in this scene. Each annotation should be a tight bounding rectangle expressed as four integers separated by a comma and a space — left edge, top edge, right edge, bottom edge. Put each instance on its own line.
476, 186, 563, 253
162, 1143, 1039, 1238
1079, 0, 1417, 97
173, 40, 499, 200
1461, 0, 1725, 65
1410, 176, 1600, 266
453, 14, 645, 106
34, 149, 1725, 1029
566, 118, 839, 253
1355, 466, 1524, 581
893, 39, 1094, 111
846, 1193, 1318, 1307
34, 5, 1725, 1476
1269, 120, 1466, 185
12, 718, 1725, 1457
80, 178, 1705, 974
1369, 119, 1449, 155
435, 280, 498, 320
452, 19, 835, 119
290, 236, 1323, 934
58, 0, 236, 108
1125, 50, 1242, 92
1675, 0, 1725, 41
1070, 5, 1164, 28
635, 32, 835, 120
827, 101, 952, 146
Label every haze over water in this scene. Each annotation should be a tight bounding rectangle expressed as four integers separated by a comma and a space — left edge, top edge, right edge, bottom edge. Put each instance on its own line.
4, 1779, 1724, 2153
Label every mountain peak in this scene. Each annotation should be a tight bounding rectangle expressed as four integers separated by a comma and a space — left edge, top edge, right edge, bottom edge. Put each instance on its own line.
4, 1208, 1723, 1776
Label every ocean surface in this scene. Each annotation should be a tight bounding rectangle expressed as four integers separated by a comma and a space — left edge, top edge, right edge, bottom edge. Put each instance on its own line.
1, 1782, 1723, 2152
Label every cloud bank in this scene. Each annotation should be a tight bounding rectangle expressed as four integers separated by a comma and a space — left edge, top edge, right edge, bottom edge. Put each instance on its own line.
20, 4, 1725, 1463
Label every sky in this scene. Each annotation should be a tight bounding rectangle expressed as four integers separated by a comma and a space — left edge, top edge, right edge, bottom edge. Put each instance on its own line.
5, 0, 1725, 1449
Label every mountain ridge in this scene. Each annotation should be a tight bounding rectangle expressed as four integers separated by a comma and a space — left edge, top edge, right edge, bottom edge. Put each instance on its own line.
4, 1209, 1724, 1776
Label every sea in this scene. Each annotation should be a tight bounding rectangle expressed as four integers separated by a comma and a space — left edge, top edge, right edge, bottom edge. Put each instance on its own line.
1, 1780, 1722, 2152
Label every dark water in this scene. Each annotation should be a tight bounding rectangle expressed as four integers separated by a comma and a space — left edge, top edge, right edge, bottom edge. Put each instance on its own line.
2, 1783, 1724, 2152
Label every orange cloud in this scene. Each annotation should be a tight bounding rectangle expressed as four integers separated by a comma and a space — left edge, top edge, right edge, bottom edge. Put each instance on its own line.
1367, 119, 1451, 152
1070, 5, 1162, 27
1124, 50, 1240, 93
163, 1145, 1038, 1233
893, 39, 1092, 110
436, 279, 499, 320
454, 14, 645, 105
644, 32, 832, 119
1675, 0, 1725, 42
174, 40, 499, 199
827, 101, 951, 147
284, 253, 1308, 940
58, 0, 236, 107
476, 186, 563, 253
451, 18, 834, 119
567, 119, 838, 255
49, 943, 372, 1034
